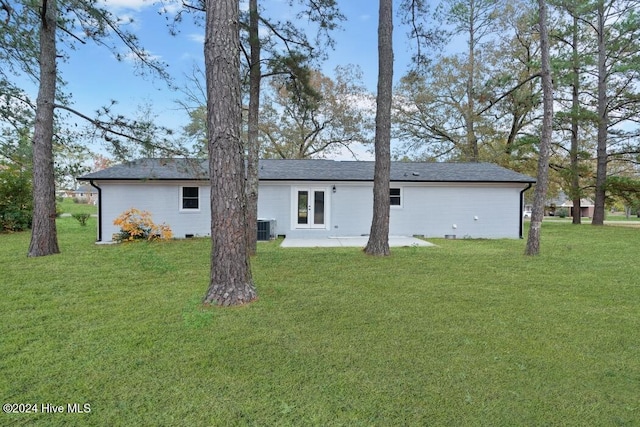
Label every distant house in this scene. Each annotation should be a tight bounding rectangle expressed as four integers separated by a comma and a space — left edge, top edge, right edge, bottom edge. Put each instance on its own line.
74, 184, 98, 204
56, 189, 75, 199
547, 193, 595, 218
78, 158, 535, 243
557, 198, 595, 218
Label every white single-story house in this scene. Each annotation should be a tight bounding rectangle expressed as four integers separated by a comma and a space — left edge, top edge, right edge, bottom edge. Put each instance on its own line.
73, 184, 99, 204
78, 158, 535, 242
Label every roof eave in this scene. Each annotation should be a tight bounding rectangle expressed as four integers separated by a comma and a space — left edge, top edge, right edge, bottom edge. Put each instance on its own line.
77, 177, 210, 181
78, 177, 536, 184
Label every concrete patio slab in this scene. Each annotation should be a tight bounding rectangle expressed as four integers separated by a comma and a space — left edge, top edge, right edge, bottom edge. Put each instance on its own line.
280, 236, 434, 248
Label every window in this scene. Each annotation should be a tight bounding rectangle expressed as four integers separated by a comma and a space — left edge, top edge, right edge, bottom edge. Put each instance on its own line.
390, 187, 401, 207
181, 186, 199, 210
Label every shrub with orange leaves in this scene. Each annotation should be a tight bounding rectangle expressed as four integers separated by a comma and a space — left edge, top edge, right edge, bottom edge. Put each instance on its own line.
113, 208, 173, 242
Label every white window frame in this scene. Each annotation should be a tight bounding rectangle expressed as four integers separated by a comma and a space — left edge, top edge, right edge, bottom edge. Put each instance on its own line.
180, 186, 200, 212
390, 186, 403, 209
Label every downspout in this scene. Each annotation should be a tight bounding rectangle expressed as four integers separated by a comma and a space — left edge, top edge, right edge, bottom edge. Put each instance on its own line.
519, 183, 533, 239
89, 180, 102, 242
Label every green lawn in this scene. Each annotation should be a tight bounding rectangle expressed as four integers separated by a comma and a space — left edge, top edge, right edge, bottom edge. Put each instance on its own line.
541, 212, 640, 223
1, 219, 638, 426
606, 212, 640, 222
57, 198, 98, 216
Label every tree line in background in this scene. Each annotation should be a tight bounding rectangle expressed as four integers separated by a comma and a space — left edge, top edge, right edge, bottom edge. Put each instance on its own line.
178, 0, 640, 222
2, 0, 640, 303
1, 0, 178, 255
393, 0, 640, 225
4, 0, 639, 231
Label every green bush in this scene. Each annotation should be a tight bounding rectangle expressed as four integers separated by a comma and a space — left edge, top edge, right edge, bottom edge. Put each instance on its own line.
72, 213, 91, 226
0, 165, 32, 232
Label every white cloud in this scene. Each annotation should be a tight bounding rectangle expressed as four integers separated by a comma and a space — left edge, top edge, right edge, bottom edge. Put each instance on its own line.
331, 144, 374, 161
99, 0, 152, 11
188, 33, 205, 44
115, 13, 141, 30
180, 52, 198, 61
118, 50, 162, 64
158, 1, 182, 15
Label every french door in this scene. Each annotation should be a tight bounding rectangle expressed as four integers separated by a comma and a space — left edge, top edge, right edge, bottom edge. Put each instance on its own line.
295, 188, 326, 229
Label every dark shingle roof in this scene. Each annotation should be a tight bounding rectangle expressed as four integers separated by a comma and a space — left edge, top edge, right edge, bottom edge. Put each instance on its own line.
78, 158, 536, 183
78, 158, 208, 181
74, 184, 98, 193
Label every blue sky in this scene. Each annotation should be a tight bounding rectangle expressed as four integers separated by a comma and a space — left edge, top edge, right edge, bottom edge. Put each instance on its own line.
49, 0, 425, 156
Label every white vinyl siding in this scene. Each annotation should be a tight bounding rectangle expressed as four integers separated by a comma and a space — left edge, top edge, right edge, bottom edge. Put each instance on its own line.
98, 181, 210, 241
95, 179, 527, 242
259, 181, 523, 239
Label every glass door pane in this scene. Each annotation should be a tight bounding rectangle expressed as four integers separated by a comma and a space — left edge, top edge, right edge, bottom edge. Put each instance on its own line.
297, 191, 308, 225
313, 191, 325, 225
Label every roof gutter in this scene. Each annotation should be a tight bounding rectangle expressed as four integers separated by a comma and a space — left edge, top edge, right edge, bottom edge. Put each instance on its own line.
519, 183, 533, 239
89, 180, 102, 242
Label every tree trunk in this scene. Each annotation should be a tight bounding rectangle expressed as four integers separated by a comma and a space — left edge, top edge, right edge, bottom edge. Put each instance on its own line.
466, 0, 478, 162
570, 14, 581, 225
28, 0, 60, 257
364, 0, 393, 257
525, 0, 553, 256
203, 0, 257, 306
592, 0, 607, 226
245, 0, 260, 256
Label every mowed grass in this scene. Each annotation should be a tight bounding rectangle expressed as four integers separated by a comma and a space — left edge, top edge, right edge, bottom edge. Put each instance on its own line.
606, 213, 640, 223
57, 198, 98, 216
1, 219, 638, 426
